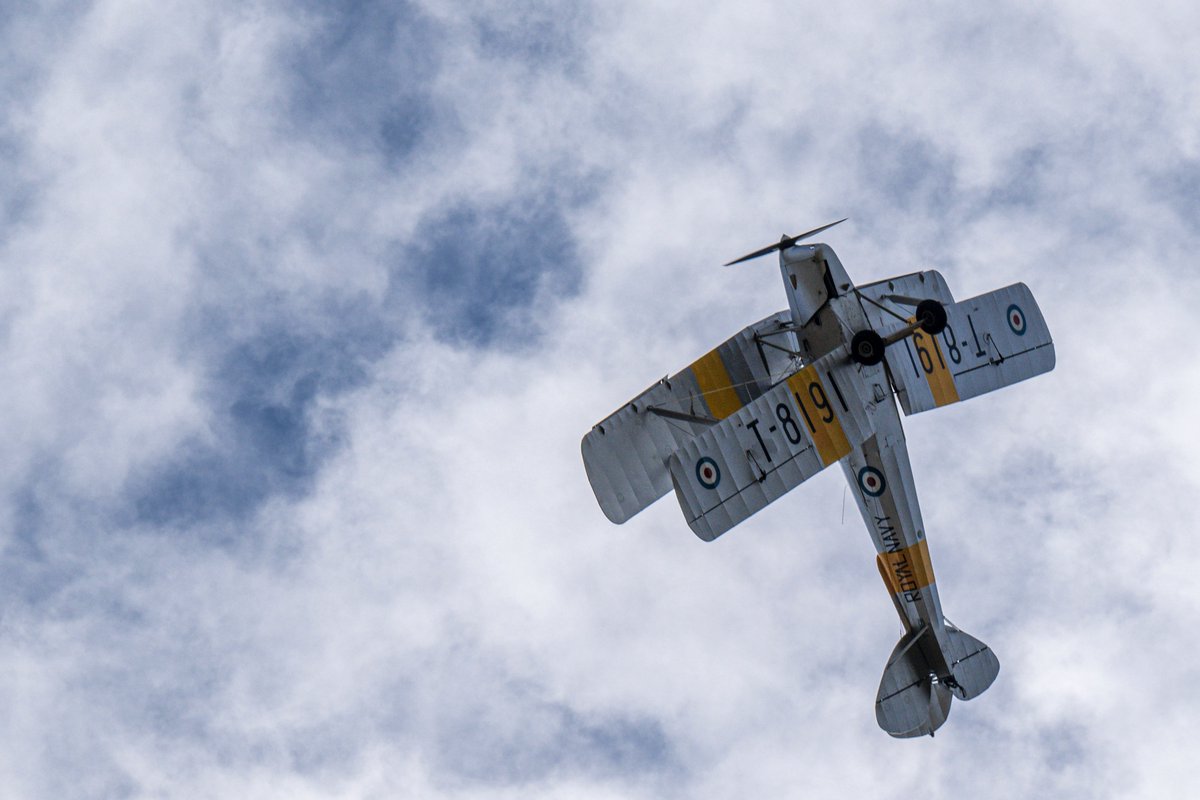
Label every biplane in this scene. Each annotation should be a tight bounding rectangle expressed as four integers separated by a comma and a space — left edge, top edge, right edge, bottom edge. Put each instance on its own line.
581, 220, 1055, 737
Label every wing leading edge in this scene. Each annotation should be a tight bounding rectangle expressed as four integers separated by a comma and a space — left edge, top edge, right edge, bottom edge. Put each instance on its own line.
859, 279, 1054, 416
669, 346, 885, 541
582, 311, 800, 524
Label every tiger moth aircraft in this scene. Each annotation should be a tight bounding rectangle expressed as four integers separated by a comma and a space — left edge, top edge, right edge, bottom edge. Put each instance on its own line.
581, 219, 1055, 738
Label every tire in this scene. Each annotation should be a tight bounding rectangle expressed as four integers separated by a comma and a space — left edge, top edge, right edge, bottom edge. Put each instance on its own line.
916, 299, 947, 335
850, 330, 886, 366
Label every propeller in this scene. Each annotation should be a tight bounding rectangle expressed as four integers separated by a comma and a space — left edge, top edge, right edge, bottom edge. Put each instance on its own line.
723, 217, 848, 267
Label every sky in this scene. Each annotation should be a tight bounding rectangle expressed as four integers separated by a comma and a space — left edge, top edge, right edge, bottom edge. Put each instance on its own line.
1, 1, 1198, 797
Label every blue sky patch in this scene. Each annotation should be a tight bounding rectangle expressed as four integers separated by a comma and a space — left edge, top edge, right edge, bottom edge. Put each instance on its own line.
283, 0, 445, 162
399, 189, 586, 347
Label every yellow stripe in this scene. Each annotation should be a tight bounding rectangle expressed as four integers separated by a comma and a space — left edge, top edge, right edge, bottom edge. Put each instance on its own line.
877, 539, 936, 596
690, 350, 742, 420
909, 326, 960, 407
785, 366, 851, 465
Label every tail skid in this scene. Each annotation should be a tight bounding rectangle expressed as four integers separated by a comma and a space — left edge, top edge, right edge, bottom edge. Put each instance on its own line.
875, 624, 999, 738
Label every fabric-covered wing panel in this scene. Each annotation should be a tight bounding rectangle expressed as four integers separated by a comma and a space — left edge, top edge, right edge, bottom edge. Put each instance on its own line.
856, 270, 956, 310
883, 283, 1054, 415
582, 311, 799, 524
856, 275, 1053, 415
668, 346, 877, 541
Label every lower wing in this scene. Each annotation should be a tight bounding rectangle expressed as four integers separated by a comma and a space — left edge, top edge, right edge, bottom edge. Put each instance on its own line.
582, 311, 799, 524
668, 345, 879, 540
863, 281, 1055, 416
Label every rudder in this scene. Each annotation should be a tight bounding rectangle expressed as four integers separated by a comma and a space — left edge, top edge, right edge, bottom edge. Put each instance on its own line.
942, 624, 1000, 700
875, 624, 999, 738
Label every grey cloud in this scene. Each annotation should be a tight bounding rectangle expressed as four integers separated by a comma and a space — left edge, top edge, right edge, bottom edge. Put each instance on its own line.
96, 0, 601, 525
431, 677, 675, 786
4, 1, 1200, 797
399, 186, 590, 347
472, 4, 592, 70
125, 326, 367, 527
855, 124, 961, 215
283, 0, 446, 163
1159, 158, 1200, 235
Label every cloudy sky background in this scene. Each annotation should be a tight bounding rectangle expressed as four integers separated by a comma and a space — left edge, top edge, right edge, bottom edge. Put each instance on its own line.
1, 1, 1198, 797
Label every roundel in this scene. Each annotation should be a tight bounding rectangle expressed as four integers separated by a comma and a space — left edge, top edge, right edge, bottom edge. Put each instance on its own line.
695, 457, 721, 490
857, 466, 886, 498
1006, 303, 1027, 336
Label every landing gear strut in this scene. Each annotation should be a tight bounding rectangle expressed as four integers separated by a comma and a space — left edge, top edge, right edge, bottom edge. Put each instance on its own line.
849, 299, 947, 366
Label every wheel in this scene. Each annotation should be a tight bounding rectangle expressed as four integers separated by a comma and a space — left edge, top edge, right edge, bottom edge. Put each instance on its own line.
850, 330, 886, 366
916, 299, 947, 335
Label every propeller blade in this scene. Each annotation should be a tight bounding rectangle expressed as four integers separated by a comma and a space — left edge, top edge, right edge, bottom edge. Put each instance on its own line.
787, 217, 849, 245
723, 239, 791, 267
723, 217, 848, 266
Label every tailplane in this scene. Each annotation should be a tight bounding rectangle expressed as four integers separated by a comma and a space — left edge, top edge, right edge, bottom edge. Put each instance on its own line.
875, 624, 999, 738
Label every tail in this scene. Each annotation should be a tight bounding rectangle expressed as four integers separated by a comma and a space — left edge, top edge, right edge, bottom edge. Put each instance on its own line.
875, 623, 1000, 738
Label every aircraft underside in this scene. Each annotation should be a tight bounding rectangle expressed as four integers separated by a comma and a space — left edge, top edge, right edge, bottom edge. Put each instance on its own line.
582, 223, 1053, 736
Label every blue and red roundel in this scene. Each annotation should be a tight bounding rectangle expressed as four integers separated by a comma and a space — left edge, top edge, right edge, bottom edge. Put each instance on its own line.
696, 457, 721, 490
858, 466, 886, 497
1006, 304, 1027, 336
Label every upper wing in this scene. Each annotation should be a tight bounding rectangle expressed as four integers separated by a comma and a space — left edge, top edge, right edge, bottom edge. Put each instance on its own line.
582, 311, 800, 524
668, 346, 878, 541
856, 270, 957, 309
859, 280, 1055, 415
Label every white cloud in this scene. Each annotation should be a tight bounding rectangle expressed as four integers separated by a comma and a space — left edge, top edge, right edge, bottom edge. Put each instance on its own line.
1, 1, 1198, 797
